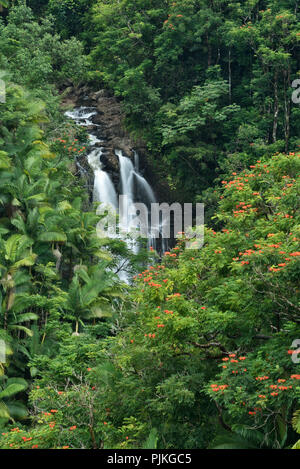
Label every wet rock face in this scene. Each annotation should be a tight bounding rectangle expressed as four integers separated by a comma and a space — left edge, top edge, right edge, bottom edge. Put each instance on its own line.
99, 147, 119, 174
91, 95, 134, 161
60, 85, 170, 203
62, 85, 136, 169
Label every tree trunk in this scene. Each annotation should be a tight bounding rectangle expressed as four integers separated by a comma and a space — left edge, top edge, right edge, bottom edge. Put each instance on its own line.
207, 34, 212, 67
228, 49, 232, 103
284, 66, 291, 152
272, 72, 279, 143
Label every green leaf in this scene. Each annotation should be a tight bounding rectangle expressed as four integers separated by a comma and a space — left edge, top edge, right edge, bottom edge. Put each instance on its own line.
8, 325, 34, 337
276, 414, 287, 447
39, 232, 67, 242
12, 254, 37, 270
292, 439, 300, 450
6, 378, 28, 389
292, 410, 300, 434
0, 401, 10, 420
0, 151, 11, 169
0, 383, 27, 399
6, 401, 28, 420
11, 313, 38, 323
143, 428, 159, 449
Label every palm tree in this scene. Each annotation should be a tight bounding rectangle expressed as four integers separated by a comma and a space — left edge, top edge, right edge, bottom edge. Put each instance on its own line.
64, 264, 122, 334
211, 417, 296, 449
0, 332, 28, 422
0, 79, 127, 429
0, 1, 9, 13
292, 410, 300, 449
0, 375, 28, 422
0, 234, 36, 330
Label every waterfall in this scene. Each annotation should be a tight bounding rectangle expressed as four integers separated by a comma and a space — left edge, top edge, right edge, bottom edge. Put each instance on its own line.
117, 148, 155, 206
65, 107, 117, 209
134, 172, 156, 205
66, 106, 164, 280
88, 149, 118, 209
65, 107, 98, 127
116, 149, 158, 247
116, 150, 144, 254
116, 149, 135, 205
133, 150, 139, 172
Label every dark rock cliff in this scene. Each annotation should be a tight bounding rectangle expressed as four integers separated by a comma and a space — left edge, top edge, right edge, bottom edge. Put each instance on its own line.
60, 84, 171, 203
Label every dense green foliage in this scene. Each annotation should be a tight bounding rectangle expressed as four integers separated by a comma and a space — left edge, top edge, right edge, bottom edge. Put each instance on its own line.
0, 79, 129, 425
0, 0, 299, 450
89, 0, 300, 201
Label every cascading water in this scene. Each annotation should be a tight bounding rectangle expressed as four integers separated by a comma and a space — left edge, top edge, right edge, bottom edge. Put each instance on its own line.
116, 149, 157, 254
66, 106, 162, 280
116, 150, 135, 205
65, 108, 98, 127
133, 150, 139, 173
134, 172, 156, 205
88, 148, 118, 209
66, 107, 117, 211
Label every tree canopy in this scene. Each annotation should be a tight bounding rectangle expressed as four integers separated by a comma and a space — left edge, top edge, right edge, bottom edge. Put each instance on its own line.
0, 0, 299, 450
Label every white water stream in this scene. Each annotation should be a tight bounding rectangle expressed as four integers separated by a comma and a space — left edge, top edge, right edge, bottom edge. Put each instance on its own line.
66, 107, 162, 280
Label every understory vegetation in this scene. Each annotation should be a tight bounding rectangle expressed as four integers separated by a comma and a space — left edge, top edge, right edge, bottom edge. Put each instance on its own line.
0, 0, 299, 449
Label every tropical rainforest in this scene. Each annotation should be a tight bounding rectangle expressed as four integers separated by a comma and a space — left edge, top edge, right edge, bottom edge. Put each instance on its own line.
0, 0, 299, 450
